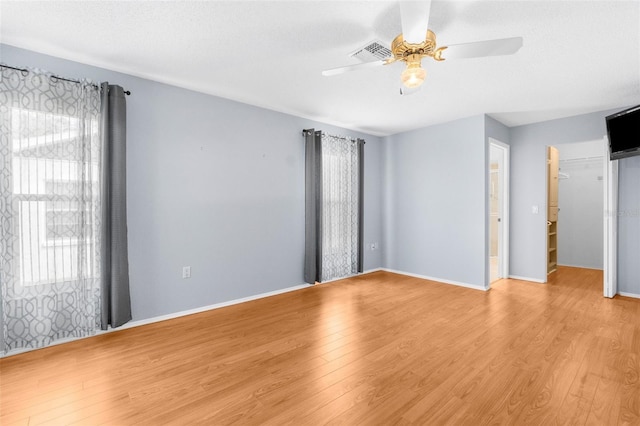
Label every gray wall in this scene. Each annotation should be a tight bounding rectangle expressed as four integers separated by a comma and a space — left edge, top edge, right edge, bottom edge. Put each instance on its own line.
485, 115, 510, 145
382, 115, 487, 288
509, 108, 626, 282
0, 44, 385, 352
557, 141, 604, 269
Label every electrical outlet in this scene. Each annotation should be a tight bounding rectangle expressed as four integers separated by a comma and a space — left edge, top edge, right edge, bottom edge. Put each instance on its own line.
182, 266, 191, 279
370, 242, 379, 250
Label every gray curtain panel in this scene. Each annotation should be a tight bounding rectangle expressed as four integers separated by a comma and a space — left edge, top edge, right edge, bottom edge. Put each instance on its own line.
304, 129, 323, 284
100, 83, 132, 329
357, 138, 364, 274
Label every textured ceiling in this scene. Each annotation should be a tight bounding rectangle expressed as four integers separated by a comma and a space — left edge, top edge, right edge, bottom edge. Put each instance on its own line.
1, 0, 639, 136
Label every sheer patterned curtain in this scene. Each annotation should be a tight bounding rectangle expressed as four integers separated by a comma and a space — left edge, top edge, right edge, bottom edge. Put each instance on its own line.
0, 67, 102, 351
304, 129, 364, 283
321, 134, 361, 281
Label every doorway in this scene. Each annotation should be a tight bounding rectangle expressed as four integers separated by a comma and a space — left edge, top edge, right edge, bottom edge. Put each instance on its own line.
544, 137, 617, 297
555, 141, 604, 271
489, 139, 509, 284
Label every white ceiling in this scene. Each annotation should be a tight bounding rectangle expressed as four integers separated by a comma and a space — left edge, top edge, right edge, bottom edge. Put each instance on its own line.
1, 1, 639, 136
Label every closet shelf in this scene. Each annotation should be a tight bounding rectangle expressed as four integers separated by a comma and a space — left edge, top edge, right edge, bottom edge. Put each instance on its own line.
547, 146, 559, 276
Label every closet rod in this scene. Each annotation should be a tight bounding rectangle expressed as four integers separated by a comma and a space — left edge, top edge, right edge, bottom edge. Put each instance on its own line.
559, 155, 603, 162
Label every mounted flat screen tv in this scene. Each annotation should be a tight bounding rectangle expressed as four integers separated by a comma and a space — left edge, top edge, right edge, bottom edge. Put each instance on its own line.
607, 104, 640, 160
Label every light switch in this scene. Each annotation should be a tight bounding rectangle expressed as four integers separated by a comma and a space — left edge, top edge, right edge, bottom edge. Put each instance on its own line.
532, 205, 539, 214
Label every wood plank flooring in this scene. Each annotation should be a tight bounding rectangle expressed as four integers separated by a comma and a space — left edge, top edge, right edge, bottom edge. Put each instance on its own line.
1, 267, 639, 425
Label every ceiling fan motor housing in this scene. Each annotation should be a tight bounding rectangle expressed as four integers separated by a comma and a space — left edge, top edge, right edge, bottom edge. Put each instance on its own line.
392, 30, 438, 61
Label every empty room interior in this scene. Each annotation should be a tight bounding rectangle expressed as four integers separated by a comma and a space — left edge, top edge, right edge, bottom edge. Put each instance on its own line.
1, 1, 640, 424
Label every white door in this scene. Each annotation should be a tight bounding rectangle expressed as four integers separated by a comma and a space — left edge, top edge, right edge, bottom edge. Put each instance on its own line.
489, 140, 510, 284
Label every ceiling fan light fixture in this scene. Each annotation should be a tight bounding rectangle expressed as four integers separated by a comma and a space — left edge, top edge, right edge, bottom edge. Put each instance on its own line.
401, 56, 426, 88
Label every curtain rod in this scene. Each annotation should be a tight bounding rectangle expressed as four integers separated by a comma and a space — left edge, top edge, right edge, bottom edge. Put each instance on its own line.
0, 63, 131, 95
301, 129, 366, 144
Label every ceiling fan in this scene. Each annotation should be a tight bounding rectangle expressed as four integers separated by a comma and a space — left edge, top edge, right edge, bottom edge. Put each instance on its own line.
322, 1, 523, 95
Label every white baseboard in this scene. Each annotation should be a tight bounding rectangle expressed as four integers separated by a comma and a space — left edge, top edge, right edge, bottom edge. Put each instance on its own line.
317, 268, 384, 284
381, 268, 488, 291
557, 263, 603, 271
508, 275, 546, 283
1, 282, 312, 358
117, 283, 313, 331
618, 291, 640, 299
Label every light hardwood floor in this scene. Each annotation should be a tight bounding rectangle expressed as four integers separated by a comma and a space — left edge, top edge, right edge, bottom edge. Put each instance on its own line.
1, 267, 639, 425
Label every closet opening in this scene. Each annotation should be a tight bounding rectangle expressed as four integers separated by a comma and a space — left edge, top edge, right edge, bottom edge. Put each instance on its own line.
546, 139, 616, 297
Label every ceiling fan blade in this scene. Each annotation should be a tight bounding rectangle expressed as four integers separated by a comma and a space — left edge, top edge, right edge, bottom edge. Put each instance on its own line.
399, 0, 432, 44
440, 37, 523, 60
322, 59, 391, 77
399, 85, 421, 96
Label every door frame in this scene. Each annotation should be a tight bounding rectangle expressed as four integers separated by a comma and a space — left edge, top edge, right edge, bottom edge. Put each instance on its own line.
545, 137, 617, 296
603, 136, 618, 298
488, 138, 510, 286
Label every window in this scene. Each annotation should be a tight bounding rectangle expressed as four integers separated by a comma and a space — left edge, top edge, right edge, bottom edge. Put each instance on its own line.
10, 107, 100, 287
304, 129, 364, 284
0, 66, 133, 352
320, 133, 361, 281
